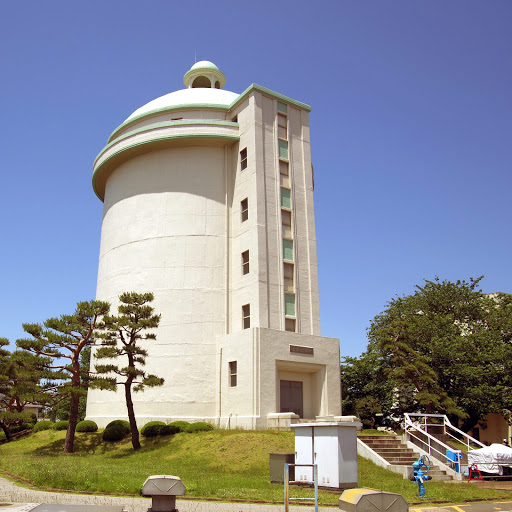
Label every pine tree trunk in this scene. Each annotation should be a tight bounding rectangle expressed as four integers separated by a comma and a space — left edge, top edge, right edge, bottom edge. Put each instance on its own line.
64, 392, 80, 453
125, 380, 140, 450
0, 421, 12, 441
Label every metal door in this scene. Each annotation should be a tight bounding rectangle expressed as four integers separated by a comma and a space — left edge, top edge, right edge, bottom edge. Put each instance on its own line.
280, 380, 303, 418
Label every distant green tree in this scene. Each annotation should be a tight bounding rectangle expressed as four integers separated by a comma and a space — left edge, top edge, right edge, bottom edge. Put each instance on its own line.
17, 300, 110, 453
0, 339, 48, 440
341, 346, 393, 428
367, 276, 512, 430
93, 292, 164, 450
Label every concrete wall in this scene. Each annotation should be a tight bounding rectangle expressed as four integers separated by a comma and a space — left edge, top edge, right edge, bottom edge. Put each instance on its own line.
216, 327, 341, 429
87, 145, 228, 426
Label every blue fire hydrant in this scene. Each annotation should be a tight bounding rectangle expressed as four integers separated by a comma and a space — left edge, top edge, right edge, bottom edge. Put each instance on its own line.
412, 455, 431, 498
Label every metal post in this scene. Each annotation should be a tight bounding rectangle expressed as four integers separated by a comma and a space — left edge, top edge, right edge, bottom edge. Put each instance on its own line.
313, 464, 319, 512
284, 463, 289, 512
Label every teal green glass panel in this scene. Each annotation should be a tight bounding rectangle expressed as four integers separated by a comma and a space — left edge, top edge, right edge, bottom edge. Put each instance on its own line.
277, 102, 288, 114
283, 239, 294, 261
279, 139, 289, 160
285, 294, 296, 317
281, 187, 291, 209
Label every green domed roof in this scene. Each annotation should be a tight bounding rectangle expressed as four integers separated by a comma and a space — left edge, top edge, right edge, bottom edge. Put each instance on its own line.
184, 60, 226, 89
190, 60, 219, 71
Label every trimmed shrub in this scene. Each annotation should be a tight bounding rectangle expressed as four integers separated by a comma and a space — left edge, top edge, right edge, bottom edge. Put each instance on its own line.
105, 419, 131, 431
53, 420, 69, 431
142, 423, 180, 438
10, 422, 33, 434
185, 422, 214, 433
33, 420, 53, 432
168, 421, 190, 432
160, 424, 180, 436
76, 420, 98, 432
140, 421, 165, 437
102, 420, 131, 442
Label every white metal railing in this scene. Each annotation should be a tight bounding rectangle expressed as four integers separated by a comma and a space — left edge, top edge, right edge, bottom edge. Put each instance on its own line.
404, 413, 486, 472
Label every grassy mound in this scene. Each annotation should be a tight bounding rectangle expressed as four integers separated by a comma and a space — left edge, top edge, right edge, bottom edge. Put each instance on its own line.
0, 429, 509, 504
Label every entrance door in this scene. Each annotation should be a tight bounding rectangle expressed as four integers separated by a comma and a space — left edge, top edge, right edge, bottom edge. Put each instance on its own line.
280, 380, 303, 418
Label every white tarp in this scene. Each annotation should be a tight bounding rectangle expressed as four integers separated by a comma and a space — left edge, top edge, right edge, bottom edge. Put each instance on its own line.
467, 443, 512, 474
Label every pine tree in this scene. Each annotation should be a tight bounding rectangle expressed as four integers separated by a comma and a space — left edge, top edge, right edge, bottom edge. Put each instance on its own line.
93, 292, 164, 450
0, 339, 48, 440
17, 300, 109, 453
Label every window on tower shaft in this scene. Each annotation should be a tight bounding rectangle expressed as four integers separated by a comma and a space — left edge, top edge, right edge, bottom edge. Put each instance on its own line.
229, 361, 237, 387
241, 198, 248, 222
242, 250, 249, 275
242, 304, 250, 329
240, 148, 248, 170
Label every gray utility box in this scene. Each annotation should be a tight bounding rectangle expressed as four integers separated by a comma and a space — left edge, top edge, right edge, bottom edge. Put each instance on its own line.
269, 453, 295, 483
141, 475, 186, 512
339, 488, 408, 512
292, 421, 362, 489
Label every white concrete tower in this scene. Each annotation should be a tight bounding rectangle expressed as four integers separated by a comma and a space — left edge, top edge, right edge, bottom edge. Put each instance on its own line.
86, 61, 341, 429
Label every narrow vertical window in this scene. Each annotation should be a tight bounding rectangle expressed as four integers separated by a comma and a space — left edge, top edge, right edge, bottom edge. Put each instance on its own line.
242, 250, 250, 275
285, 294, 296, 317
242, 304, 251, 329
229, 361, 237, 387
240, 147, 248, 170
284, 262, 294, 292
281, 187, 291, 209
278, 113, 287, 140
277, 102, 288, 114
241, 198, 248, 222
280, 161, 290, 187
283, 239, 294, 261
285, 318, 296, 332
282, 210, 292, 238
278, 139, 289, 160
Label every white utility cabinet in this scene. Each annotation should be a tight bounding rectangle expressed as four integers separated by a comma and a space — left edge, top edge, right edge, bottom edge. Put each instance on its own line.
292, 421, 362, 489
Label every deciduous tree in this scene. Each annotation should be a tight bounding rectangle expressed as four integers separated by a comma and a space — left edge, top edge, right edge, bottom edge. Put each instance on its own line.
365, 276, 512, 430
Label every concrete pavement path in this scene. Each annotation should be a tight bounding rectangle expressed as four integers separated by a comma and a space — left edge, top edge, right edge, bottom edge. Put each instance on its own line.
0, 476, 329, 512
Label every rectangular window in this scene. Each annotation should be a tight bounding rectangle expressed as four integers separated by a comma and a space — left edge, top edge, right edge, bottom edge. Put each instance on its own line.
282, 210, 292, 238
278, 113, 287, 140
278, 102, 288, 114
229, 361, 237, 387
285, 318, 296, 332
278, 140, 289, 160
241, 198, 248, 222
240, 148, 248, 170
242, 304, 250, 329
280, 161, 290, 187
232, 115, 238, 123
242, 250, 249, 275
283, 239, 294, 261
281, 187, 291, 209
284, 262, 294, 292
285, 293, 296, 317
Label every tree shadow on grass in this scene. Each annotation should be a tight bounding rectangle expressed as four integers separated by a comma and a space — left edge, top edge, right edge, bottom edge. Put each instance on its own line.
32, 432, 177, 459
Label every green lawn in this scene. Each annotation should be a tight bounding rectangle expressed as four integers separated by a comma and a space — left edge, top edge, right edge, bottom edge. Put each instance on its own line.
0, 429, 510, 505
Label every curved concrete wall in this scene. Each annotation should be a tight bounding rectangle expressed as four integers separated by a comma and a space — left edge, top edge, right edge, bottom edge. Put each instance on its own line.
87, 145, 227, 425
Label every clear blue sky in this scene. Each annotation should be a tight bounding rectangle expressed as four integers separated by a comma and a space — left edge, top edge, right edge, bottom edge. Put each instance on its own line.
1, 1, 511, 358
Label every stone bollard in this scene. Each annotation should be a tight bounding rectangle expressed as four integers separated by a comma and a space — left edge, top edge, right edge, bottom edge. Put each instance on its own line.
141, 475, 186, 512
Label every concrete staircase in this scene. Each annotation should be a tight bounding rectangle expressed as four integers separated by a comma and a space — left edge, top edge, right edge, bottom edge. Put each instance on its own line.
358, 435, 453, 481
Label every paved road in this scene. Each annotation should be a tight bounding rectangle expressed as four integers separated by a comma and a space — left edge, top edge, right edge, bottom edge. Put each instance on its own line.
2, 476, 512, 512
410, 502, 512, 512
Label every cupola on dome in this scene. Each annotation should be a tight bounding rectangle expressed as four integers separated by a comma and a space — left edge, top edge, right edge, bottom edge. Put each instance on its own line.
184, 60, 226, 89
